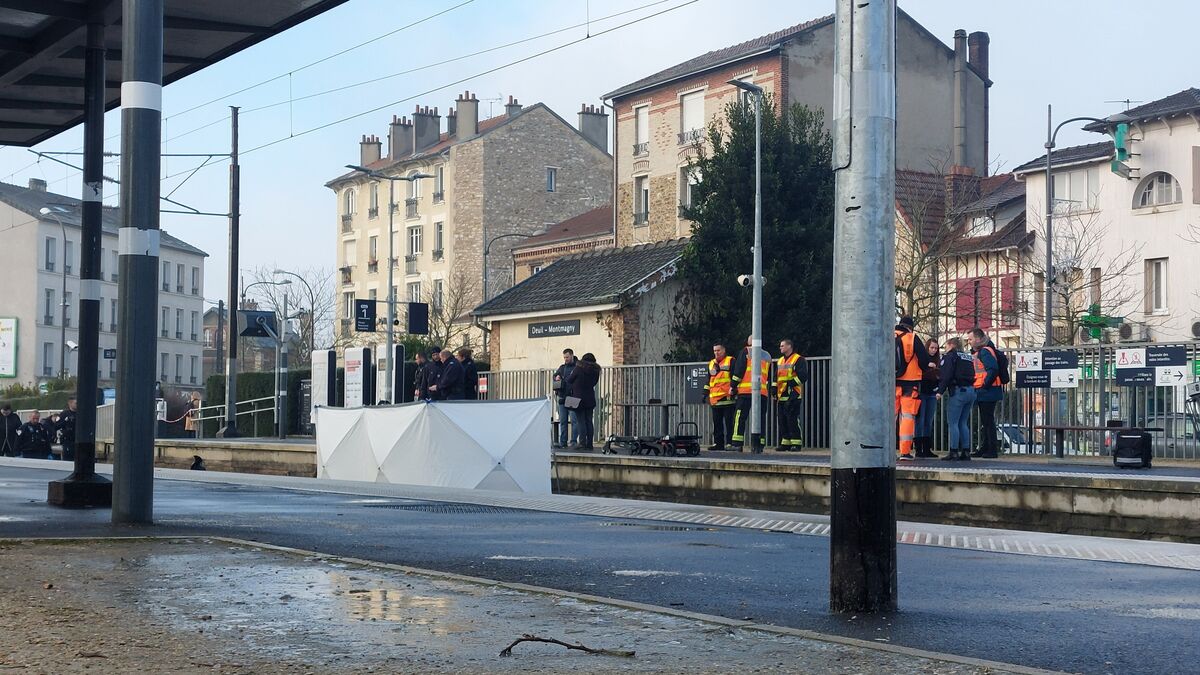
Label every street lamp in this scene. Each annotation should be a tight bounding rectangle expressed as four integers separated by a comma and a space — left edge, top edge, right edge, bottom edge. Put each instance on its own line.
728, 78, 764, 450
39, 207, 70, 378
243, 279, 291, 437
272, 268, 315, 356
345, 165, 433, 403
1041, 108, 1130, 346
482, 232, 535, 303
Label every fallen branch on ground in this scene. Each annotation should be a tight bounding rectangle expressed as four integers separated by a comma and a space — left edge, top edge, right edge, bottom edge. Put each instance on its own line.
499, 634, 635, 658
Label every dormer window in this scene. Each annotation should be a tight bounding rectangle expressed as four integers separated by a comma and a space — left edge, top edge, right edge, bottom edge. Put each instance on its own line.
1134, 172, 1182, 208
966, 215, 994, 238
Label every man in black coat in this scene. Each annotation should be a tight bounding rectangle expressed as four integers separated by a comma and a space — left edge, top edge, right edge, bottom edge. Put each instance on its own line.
431, 349, 465, 400
427, 347, 445, 400
457, 348, 479, 400
57, 397, 77, 462
16, 410, 52, 459
413, 351, 430, 400
0, 404, 20, 457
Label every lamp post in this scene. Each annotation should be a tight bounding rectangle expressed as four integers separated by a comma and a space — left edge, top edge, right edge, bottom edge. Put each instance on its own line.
345, 166, 432, 403
728, 78, 764, 450
243, 279, 291, 437
39, 207, 70, 378
482, 232, 535, 303
1041, 107, 1128, 346
272, 269, 316, 357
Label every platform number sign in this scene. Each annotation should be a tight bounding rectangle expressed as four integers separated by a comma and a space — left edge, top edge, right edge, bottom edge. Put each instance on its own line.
354, 299, 376, 332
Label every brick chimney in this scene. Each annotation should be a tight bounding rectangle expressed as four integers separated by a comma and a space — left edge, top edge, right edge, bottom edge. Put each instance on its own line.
455, 91, 479, 141
968, 31, 991, 175
578, 103, 608, 151
389, 115, 413, 159
505, 95, 522, 117
952, 29, 968, 169
412, 105, 441, 153
28, 177, 46, 191
359, 134, 381, 166
944, 165, 980, 213
446, 109, 457, 138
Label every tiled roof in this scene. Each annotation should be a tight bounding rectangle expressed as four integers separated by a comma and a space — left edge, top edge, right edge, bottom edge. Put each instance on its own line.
957, 173, 1025, 214
895, 170, 946, 245
603, 15, 834, 100
514, 205, 613, 250
946, 212, 1032, 256
0, 181, 207, 257
1083, 88, 1200, 131
474, 239, 687, 317
1012, 141, 1113, 174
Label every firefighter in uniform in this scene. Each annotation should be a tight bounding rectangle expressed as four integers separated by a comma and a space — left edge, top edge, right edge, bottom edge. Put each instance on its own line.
730, 336, 771, 453
704, 343, 736, 451
895, 316, 930, 461
774, 339, 809, 451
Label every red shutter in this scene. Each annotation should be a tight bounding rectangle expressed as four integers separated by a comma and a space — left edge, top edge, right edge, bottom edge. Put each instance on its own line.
955, 279, 972, 331
1000, 275, 1017, 326
976, 277, 993, 329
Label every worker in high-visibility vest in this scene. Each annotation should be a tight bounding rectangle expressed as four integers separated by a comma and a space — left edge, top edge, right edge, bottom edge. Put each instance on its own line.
774, 339, 809, 451
895, 316, 930, 461
704, 343, 736, 452
730, 336, 771, 453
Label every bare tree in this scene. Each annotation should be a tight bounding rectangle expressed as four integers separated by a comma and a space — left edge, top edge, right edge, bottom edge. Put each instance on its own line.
244, 265, 339, 366
423, 270, 482, 351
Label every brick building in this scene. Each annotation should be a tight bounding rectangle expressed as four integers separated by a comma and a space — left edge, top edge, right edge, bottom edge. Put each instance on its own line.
602, 11, 991, 247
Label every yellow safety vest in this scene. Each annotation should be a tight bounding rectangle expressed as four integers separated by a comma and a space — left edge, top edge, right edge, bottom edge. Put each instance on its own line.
706, 356, 734, 405
775, 353, 804, 399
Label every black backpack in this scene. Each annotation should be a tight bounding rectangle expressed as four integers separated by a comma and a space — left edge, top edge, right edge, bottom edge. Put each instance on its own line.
984, 345, 1011, 385
953, 352, 976, 387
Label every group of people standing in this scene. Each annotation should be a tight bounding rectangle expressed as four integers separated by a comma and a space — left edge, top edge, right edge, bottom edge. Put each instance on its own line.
552, 348, 601, 449
895, 316, 1006, 461
413, 347, 479, 401
0, 398, 77, 460
705, 337, 809, 453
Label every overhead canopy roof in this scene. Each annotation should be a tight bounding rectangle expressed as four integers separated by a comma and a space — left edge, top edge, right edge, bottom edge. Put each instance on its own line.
0, 0, 348, 146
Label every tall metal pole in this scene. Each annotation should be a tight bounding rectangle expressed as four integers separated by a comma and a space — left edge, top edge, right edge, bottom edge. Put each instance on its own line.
385, 179, 395, 403
49, 8, 111, 507
748, 89, 763, 450
829, 0, 897, 613
279, 294, 289, 438
1043, 104, 1055, 347
60, 224, 67, 376
215, 299, 225, 375
112, 0, 163, 525
217, 107, 241, 437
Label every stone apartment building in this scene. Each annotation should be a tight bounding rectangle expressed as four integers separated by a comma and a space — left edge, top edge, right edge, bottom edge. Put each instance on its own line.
0, 179, 206, 389
602, 10, 991, 247
326, 94, 612, 356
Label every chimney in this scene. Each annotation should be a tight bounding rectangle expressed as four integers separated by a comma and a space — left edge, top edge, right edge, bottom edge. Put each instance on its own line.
389, 115, 413, 159
446, 109, 457, 138
359, 134, 381, 166
505, 95, 523, 117
455, 91, 479, 140
944, 164, 980, 214
968, 31, 991, 175
952, 29, 968, 169
412, 105, 441, 153
28, 177, 46, 191
577, 103, 609, 151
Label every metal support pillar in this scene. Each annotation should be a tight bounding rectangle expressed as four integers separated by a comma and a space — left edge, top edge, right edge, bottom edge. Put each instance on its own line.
748, 87, 764, 451
384, 179, 395, 403
49, 7, 111, 507
829, 0, 898, 613
112, 0, 163, 524
217, 107, 241, 437
278, 294, 289, 438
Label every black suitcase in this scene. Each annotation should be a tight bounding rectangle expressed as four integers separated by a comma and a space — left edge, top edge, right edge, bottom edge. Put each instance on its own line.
1113, 430, 1152, 469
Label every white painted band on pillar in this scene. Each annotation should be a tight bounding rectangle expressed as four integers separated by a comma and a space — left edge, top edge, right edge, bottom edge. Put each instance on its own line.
82, 181, 103, 202
118, 227, 160, 257
120, 81, 162, 112
80, 279, 102, 301
751, 340, 762, 348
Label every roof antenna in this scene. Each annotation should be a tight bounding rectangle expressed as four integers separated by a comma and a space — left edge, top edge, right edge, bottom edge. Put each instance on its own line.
1104, 99, 1143, 112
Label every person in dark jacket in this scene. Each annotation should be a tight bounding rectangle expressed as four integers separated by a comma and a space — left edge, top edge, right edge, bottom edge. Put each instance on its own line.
457, 348, 479, 400
430, 349, 465, 400
913, 339, 941, 458
935, 337, 977, 461
0, 404, 20, 457
17, 410, 52, 459
41, 413, 59, 453
57, 397, 77, 461
413, 351, 430, 400
427, 347, 445, 400
553, 349, 579, 448
969, 328, 1003, 458
566, 353, 601, 449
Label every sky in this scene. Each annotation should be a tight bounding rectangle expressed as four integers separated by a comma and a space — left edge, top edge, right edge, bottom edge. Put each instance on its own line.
0, 0, 1196, 304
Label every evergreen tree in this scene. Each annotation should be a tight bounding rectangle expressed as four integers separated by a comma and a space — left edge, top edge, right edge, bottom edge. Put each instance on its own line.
671, 97, 835, 360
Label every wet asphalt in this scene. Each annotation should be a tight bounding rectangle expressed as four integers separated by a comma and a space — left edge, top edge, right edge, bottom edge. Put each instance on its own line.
1, 463, 1197, 675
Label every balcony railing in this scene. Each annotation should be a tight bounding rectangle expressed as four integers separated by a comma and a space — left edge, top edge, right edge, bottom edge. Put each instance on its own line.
45, 262, 54, 272
633, 211, 649, 226
110, 272, 117, 282
43, 315, 54, 326
161, 329, 169, 338
174, 375, 182, 384
432, 249, 444, 262
367, 259, 379, 274
192, 287, 199, 296
191, 333, 198, 341
633, 141, 648, 156
65, 265, 72, 275
677, 128, 702, 145
339, 266, 354, 285
161, 281, 170, 292
190, 376, 198, 384
110, 323, 117, 333
405, 254, 418, 275
405, 198, 418, 219
368, 206, 379, 219
176, 284, 184, 293
341, 214, 354, 233
432, 191, 445, 203
175, 331, 182, 339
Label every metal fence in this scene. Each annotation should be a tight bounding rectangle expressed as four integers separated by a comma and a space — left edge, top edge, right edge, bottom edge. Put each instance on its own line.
483, 341, 1200, 459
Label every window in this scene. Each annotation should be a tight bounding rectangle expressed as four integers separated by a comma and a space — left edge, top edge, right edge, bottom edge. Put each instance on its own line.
204, 328, 214, 348
175, 354, 182, 383
633, 176, 649, 225
110, 250, 118, 281
160, 352, 169, 380
408, 225, 422, 255
160, 306, 168, 338
44, 236, 56, 271
191, 266, 200, 295
44, 288, 55, 325
967, 215, 994, 238
108, 358, 115, 378
407, 172, 422, 200
999, 275, 1019, 326
368, 235, 378, 264
433, 221, 444, 255
634, 105, 649, 154
343, 188, 357, 215
161, 260, 170, 292
110, 299, 118, 331
343, 292, 354, 319
342, 239, 357, 265
1146, 258, 1168, 314
546, 167, 558, 192
679, 166, 701, 212
434, 166, 445, 200
176, 263, 184, 293
42, 342, 53, 376
64, 239, 74, 275
531, 264, 543, 276
368, 288, 377, 303
63, 291, 72, 327
368, 183, 379, 217
407, 282, 421, 303
98, 295, 104, 331
433, 279, 444, 311
679, 90, 704, 143
1051, 166, 1100, 214
734, 76, 755, 107
190, 356, 198, 384
191, 311, 199, 341
954, 277, 993, 331
99, 247, 104, 277
1135, 172, 1182, 209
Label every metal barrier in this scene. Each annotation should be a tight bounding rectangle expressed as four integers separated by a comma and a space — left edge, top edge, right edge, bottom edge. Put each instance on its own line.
483, 341, 1200, 459
195, 396, 277, 438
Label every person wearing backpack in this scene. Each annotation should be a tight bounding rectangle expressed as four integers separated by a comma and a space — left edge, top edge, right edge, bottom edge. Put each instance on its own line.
969, 327, 1005, 458
936, 337, 978, 461
894, 316, 930, 462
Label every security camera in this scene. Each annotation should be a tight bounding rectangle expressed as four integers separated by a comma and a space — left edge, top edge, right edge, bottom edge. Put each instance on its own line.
736, 274, 752, 288
65, 340, 78, 351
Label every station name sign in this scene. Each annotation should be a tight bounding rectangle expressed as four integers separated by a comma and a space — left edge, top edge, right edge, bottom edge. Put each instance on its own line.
528, 320, 580, 339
